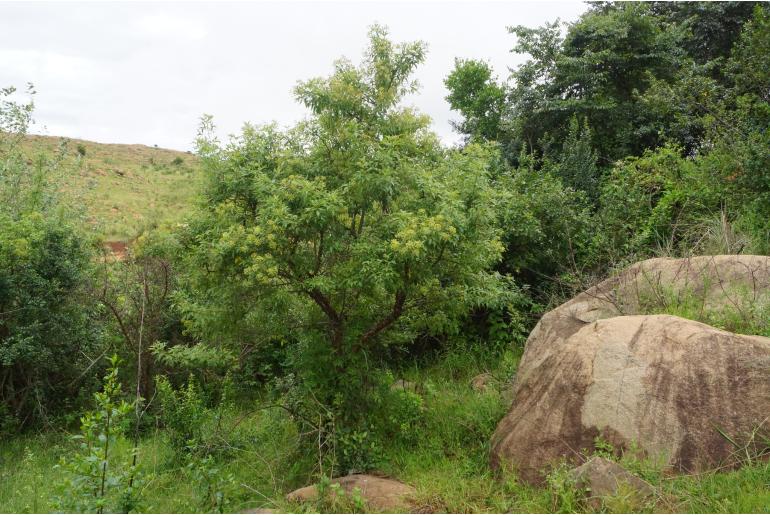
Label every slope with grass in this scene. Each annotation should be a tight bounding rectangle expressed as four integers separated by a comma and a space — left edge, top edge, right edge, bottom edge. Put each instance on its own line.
22, 135, 202, 241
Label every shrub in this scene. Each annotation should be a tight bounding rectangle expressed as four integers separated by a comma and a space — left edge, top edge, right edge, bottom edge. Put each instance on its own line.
156, 375, 209, 456
53, 356, 141, 513
0, 85, 100, 427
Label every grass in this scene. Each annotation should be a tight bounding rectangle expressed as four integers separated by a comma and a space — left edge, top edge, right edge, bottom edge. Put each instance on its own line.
635, 280, 770, 337
2, 343, 769, 513
21, 135, 203, 242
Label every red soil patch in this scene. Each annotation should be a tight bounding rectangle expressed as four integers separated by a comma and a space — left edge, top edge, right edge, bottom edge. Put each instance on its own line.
104, 241, 128, 261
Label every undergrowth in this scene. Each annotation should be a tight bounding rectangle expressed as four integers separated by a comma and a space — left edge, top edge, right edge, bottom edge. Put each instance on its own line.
1, 342, 769, 513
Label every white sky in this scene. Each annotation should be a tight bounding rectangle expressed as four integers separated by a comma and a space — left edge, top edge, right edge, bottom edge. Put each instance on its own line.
0, 1, 588, 151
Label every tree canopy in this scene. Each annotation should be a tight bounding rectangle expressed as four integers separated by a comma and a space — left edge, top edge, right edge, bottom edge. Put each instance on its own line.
180, 26, 510, 428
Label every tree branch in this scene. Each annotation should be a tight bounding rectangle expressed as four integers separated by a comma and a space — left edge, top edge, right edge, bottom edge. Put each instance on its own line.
360, 289, 406, 344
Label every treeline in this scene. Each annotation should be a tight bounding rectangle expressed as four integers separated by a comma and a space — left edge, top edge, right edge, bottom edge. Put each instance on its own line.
0, 1, 768, 502
446, 1, 769, 277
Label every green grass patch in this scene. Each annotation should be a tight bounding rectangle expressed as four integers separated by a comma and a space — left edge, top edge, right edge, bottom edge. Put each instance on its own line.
1, 344, 769, 513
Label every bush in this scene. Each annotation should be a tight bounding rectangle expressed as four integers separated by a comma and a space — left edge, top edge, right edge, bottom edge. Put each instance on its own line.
0, 85, 101, 427
53, 356, 141, 514
156, 375, 210, 456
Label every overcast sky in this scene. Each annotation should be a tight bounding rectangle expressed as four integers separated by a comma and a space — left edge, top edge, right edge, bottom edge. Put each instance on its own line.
1, 1, 587, 151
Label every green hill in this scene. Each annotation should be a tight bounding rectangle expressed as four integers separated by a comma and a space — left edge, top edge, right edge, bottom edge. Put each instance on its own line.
23, 135, 203, 241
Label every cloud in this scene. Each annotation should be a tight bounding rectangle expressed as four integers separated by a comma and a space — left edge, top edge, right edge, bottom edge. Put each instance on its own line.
135, 13, 208, 41
0, 49, 98, 83
0, 2, 587, 151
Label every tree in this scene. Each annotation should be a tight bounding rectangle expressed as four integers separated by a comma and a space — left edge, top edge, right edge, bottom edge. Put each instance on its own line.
444, 59, 506, 143
520, 4, 678, 162
446, 3, 694, 164
181, 27, 508, 431
649, 1, 761, 68
728, 4, 770, 104
492, 150, 592, 286
96, 232, 177, 402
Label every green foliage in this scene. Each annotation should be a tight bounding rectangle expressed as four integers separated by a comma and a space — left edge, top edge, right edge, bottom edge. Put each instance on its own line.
444, 59, 507, 143
2, 7, 770, 514
1, 345, 770, 513
550, 116, 600, 200
649, 1, 761, 66
19, 134, 202, 241
53, 356, 140, 513
336, 428, 383, 475
500, 3, 679, 162
448, 2, 764, 166
596, 137, 769, 265
152, 341, 236, 375
186, 455, 237, 513
310, 475, 367, 513
155, 372, 237, 459
636, 282, 770, 338
544, 463, 584, 513
493, 151, 592, 284
0, 85, 100, 428
729, 6, 770, 102
156, 375, 209, 455
181, 26, 509, 449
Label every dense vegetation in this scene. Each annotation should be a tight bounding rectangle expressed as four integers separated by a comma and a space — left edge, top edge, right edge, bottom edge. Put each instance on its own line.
1, 3, 768, 513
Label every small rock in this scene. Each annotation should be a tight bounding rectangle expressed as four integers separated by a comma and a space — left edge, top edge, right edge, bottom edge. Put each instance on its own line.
286, 474, 415, 511
570, 457, 653, 509
470, 372, 494, 391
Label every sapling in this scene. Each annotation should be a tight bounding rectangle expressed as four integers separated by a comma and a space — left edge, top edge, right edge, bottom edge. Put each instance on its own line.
53, 355, 140, 513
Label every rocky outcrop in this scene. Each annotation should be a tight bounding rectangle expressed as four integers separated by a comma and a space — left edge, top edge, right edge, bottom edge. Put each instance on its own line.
491, 256, 770, 484
517, 255, 770, 386
286, 474, 415, 511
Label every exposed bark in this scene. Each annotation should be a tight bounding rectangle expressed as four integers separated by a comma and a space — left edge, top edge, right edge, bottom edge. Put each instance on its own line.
360, 289, 407, 344
307, 288, 345, 349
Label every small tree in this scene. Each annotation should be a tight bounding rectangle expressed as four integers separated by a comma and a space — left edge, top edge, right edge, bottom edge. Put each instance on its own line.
445, 58, 507, 142
54, 355, 138, 514
96, 234, 176, 401
554, 116, 600, 199
182, 27, 507, 434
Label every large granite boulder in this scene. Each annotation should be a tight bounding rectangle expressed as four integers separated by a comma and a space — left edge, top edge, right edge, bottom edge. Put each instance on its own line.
491, 256, 770, 484
519, 255, 770, 382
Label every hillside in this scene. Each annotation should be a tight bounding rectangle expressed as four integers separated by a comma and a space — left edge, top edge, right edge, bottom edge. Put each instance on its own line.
22, 134, 202, 241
